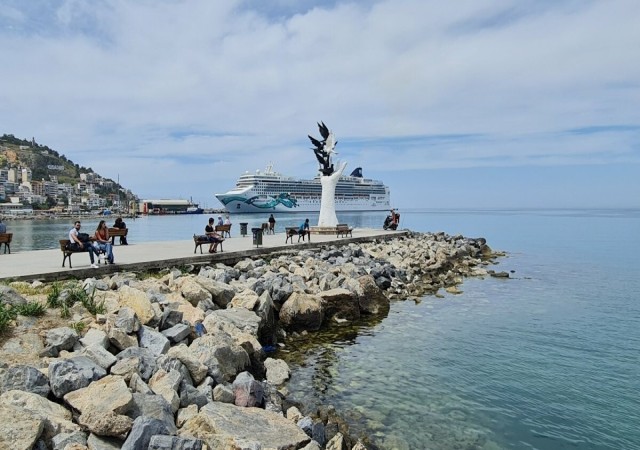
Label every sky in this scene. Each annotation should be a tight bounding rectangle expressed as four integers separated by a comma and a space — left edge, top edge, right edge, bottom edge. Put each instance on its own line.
1, 0, 638, 209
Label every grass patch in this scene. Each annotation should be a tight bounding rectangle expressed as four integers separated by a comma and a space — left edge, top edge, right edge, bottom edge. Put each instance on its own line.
47, 282, 62, 308
15, 301, 46, 317
55, 283, 105, 318
69, 321, 86, 334
0, 299, 17, 334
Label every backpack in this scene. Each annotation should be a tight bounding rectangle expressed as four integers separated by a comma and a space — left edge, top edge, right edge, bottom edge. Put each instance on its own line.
77, 233, 91, 242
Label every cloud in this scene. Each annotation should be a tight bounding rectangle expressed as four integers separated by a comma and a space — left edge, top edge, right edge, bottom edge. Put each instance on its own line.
1, 0, 639, 207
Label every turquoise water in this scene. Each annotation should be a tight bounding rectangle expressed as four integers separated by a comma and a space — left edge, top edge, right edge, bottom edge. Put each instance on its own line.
279, 209, 640, 449
4, 209, 640, 449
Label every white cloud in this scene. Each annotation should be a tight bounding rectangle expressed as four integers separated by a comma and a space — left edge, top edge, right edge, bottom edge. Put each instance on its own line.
1, 0, 639, 208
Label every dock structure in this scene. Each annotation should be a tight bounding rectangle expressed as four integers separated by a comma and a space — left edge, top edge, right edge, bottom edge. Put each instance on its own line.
0, 228, 406, 283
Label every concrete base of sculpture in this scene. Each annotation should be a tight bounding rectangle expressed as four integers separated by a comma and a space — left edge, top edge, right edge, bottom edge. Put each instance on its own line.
309, 226, 339, 235
317, 162, 347, 228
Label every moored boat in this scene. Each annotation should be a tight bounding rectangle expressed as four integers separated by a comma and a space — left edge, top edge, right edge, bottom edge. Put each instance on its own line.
215, 164, 391, 213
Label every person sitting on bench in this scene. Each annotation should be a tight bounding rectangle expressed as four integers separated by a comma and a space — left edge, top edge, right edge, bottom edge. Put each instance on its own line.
69, 220, 98, 268
113, 217, 128, 245
298, 218, 310, 241
205, 217, 223, 253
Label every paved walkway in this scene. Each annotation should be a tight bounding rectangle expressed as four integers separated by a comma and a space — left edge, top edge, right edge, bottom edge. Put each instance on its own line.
0, 228, 404, 282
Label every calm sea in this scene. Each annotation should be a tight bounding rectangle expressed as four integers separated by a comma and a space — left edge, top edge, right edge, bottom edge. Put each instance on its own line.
3, 209, 640, 449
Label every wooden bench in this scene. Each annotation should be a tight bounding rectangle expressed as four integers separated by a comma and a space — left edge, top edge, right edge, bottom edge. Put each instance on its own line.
0, 233, 12, 254
108, 227, 128, 245
336, 224, 353, 238
59, 239, 93, 268
215, 224, 231, 238
193, 234, 224, 254
285, 227, 310, 244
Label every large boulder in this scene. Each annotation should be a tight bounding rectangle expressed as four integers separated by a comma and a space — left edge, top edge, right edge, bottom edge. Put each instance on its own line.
63, 375, 132, 415
189, 335, 250, 383
121, 417, 171, 450
118, 286, 156, 325
357, 275, 390, 315
0, 402, 44, 450
279, 292, 324, 331
180, 401, 310, 449
0, 390, 79, 443
126, 392, 177, 435
0, 365, 50, 397
317, 288, 360, 322
48, 356, 107, 398
192, 277, 235, 308
45, 327, 79, 353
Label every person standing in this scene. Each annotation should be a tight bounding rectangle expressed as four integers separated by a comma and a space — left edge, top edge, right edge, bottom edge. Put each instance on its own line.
224, 214, 232, 226
113, 217, 128, 245
94, 220, 115, 264
217, 215, 224, 227
69, 221, 98, 268
0, 217, 6, 234
268, 214, 276, 234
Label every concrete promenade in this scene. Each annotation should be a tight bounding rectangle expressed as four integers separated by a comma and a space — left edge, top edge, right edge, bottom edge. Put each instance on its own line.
0, 228, 406, 283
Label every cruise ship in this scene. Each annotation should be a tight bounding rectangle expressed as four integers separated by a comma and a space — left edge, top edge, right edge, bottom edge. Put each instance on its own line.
215, 164, 391, 213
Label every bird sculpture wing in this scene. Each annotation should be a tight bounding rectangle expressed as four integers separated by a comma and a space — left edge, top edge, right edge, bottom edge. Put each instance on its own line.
308, 135, 324, 150
318, 122, 330, 140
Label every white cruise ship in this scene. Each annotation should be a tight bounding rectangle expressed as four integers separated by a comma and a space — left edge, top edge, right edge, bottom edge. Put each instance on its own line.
215, 164, 391, 213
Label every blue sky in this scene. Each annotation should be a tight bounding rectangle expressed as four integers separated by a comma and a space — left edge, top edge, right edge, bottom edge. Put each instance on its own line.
1, 0, 638, 209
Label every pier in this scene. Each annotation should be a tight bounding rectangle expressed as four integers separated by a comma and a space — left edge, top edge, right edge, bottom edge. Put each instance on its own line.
0, 228, 406, 283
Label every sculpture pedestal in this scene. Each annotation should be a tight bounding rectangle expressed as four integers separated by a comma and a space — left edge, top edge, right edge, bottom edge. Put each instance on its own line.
309, 226, 338, 235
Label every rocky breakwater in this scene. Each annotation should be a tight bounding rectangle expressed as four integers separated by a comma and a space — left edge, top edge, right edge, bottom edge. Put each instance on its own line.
0, 232, 501, 450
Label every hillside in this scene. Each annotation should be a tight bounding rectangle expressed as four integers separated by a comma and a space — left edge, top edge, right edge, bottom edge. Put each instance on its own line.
0, 133, 136, 209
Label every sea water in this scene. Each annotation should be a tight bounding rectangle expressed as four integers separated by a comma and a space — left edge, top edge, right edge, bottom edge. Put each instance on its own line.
3, 209, 639, 449
278, 209, 640, 450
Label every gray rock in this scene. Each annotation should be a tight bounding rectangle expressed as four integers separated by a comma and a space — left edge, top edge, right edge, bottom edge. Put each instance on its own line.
129, 372, 154, 395
264, 358, 290, 385
212, 383, 235, 404
51, 430, 88, 450
232, 371, 264, 407
179, 384, 210, 409
121, 416, 171, 450
180, 401, 310, 449
192, 277, 235, 308
159, 309, 183, 331
126, 392, 177, 435
48, 356, 107, 398
45, 327, 79, 352
297, 416, 313, 436
138, 325, 171, 356
0, 365, 50, 397
80, 328, 109, 349
115, 307, 141, 333
87, 433, 123, 450
0, 403, 44, 450
279, 292, 324, 331
115, 347, 157, 381
161, 323, 191, 344
149, 435, 203, 450
83, 345, 118, 370
0, 285, 27, 306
